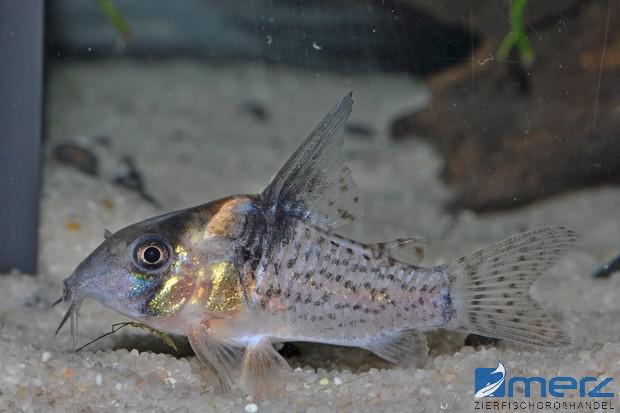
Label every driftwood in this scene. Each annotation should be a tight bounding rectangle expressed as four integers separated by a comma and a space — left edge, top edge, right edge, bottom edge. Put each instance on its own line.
393, 0, 620, 211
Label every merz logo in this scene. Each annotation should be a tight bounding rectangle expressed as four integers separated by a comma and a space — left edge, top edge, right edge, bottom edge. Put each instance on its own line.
475, 361, 506, 398
474, 361, 615, 399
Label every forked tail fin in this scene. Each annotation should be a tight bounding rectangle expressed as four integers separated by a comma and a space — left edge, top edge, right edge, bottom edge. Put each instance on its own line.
447, 226, 578, 346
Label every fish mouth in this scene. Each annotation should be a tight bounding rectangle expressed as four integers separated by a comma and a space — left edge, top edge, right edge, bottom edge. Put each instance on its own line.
53, 279, 82, 350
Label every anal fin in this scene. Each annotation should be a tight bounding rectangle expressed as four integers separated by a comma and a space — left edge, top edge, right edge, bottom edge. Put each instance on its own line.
363, 330, 428, 368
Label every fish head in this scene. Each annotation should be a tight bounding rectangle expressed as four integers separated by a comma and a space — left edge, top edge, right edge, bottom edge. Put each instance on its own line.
56, 195, 259, 344
57, 209, 204, 340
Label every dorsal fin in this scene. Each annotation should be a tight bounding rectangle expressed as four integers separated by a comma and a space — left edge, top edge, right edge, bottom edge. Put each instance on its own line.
368, 237, 426, 265
261, 93, 363, 230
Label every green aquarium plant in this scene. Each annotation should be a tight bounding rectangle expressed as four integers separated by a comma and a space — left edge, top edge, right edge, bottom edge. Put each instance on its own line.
497, 0, 534, 65
97, 0, 132, 46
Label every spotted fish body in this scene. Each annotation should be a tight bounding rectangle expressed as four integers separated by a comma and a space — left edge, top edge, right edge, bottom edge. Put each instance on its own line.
250, 220, 449, 343
58, 93, 577, 393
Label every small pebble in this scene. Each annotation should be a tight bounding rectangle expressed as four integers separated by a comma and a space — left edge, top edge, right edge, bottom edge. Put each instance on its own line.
66, 221, 81, 231
239, 100, 270, 122
244, 403, 258, 413
333, 377, 343, 385
115, 383, 122, 391
54, 142, 98, 176
95, 373, 102, 386
41, 351, 51, 362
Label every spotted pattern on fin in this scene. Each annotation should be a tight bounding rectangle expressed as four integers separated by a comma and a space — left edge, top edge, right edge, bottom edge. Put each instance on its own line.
448, 226, 578, 346
261, 93, 363, 230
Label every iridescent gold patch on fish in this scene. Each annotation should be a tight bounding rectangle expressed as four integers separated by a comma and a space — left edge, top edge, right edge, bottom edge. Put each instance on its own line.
206, 198, 247, 237
206, 261, 244, 314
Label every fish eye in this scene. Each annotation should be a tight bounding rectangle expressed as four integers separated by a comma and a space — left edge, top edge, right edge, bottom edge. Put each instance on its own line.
132, 235, 172, 272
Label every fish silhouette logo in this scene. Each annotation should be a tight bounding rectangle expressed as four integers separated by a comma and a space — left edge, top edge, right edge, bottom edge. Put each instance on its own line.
474, 361, 506, 398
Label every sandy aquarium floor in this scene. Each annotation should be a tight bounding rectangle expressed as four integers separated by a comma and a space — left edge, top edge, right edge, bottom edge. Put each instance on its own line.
1, 60, 620, 412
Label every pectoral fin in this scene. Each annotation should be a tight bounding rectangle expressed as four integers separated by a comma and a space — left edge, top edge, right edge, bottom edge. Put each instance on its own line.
188, 324, 244, 392
188, 324, 290, 394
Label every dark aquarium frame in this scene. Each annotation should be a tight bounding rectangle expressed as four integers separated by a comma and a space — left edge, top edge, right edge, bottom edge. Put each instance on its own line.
0, 0, 44, 274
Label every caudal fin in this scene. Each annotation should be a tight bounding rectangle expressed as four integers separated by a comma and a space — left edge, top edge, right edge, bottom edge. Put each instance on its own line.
448, 226, 578, 346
